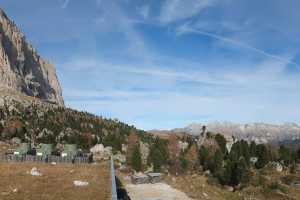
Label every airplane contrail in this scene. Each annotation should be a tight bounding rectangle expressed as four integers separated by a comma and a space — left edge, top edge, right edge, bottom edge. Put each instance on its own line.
177, 25, 300, 69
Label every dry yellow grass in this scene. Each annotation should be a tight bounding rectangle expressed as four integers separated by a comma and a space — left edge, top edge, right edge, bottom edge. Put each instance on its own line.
0, 142, 10, 154
164, 172, 300, 200
164, 174, 241, 200
0, 162, 111, 200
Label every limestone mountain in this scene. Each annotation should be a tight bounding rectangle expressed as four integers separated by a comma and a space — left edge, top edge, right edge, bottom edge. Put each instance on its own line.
173, 121, 300, 144
0, 8, 148, 153
0, 8, 64, 106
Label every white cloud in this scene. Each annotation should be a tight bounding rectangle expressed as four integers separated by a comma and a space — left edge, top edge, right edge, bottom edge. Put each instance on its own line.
61, 0, 70, 9
61, 52, 299, 89
61, 54, 300, 130
61, 56, 225, 87
138, 5, 150, 19
160, 0, 216, 24
96, 0, 102, 7
66, 83, 300, 130
94, 0, 154, 62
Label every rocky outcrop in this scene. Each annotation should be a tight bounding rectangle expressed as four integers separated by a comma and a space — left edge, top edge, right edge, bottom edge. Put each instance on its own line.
0, 8, 64, 106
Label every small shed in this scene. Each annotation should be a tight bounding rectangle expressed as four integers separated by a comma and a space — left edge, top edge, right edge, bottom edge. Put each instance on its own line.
36, 144, 53, 157
131, 173, 149, 184
148, 173, 162, 183
62, 144, 78, 158
14, 143, 31, 156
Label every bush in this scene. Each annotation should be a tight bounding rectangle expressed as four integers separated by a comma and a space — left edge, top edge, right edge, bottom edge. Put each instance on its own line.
180, 156, 188, 170
279, 145, 296, 166
252, 174, 266, 187
264, 181, 288, 194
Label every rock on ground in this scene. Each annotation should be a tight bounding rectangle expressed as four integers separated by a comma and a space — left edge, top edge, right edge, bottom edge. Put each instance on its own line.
30, 167, 42, 176
73, 180, 89, 187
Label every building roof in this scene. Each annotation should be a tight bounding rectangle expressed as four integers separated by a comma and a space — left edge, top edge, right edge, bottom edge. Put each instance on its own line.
147, 173, 162, 177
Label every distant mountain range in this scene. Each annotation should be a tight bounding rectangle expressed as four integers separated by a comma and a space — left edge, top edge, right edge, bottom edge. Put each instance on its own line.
170, 122, 300, 144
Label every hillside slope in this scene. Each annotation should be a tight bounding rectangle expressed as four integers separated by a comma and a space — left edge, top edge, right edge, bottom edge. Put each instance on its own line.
0, 91, 144, 151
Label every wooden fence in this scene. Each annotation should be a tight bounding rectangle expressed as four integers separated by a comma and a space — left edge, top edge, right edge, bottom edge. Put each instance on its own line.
0, 154, 91, 164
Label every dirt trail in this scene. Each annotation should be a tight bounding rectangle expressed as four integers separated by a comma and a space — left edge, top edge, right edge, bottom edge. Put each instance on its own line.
125, 182, 192, 200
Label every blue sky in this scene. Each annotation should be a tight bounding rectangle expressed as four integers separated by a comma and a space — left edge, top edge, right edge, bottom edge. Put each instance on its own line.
1, 0, 300, 130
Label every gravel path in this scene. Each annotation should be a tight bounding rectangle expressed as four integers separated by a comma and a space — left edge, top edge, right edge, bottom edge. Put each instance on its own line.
125, 182, 192, 200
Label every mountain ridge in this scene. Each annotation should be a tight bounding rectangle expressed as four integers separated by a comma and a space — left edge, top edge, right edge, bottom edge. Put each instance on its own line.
171, 121, 300, 143
0, 8, 64, 106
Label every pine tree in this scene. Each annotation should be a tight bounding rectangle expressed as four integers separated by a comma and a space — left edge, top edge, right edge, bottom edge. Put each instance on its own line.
212, 149, 224, 175
126, 132, 139, 164
131, 144, 142, 172
149, 148, 164, 172
201, 126, 206, 137
250, 141, 256, 157
215, 134, 227, 154
240, 140, 250, 165
255, 144, 269, 169
148, 137, 169, 172
199, 146, 209, 167
0, 123, 3, 137
236, 157, 250, 184
179, 151, 188, 170
217, 159, 233, 185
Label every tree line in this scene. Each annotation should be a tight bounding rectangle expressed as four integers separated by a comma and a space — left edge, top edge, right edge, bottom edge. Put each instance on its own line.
129, 132, 300, 187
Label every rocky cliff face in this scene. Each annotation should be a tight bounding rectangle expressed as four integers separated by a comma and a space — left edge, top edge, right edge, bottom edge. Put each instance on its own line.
0, 8, 64, 106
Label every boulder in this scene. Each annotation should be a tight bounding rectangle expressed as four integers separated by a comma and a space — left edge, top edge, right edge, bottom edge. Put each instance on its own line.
73, 180, 89, 187
30, 167, 42, 176
11, 137, 21, 144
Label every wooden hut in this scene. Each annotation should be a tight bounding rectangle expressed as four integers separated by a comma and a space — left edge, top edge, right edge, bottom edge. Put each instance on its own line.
14, 143, 31, 156
36, 144, 53, 157
147, 173, 162, 183
62, 144, 78, 158
131, 173, 149, 184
